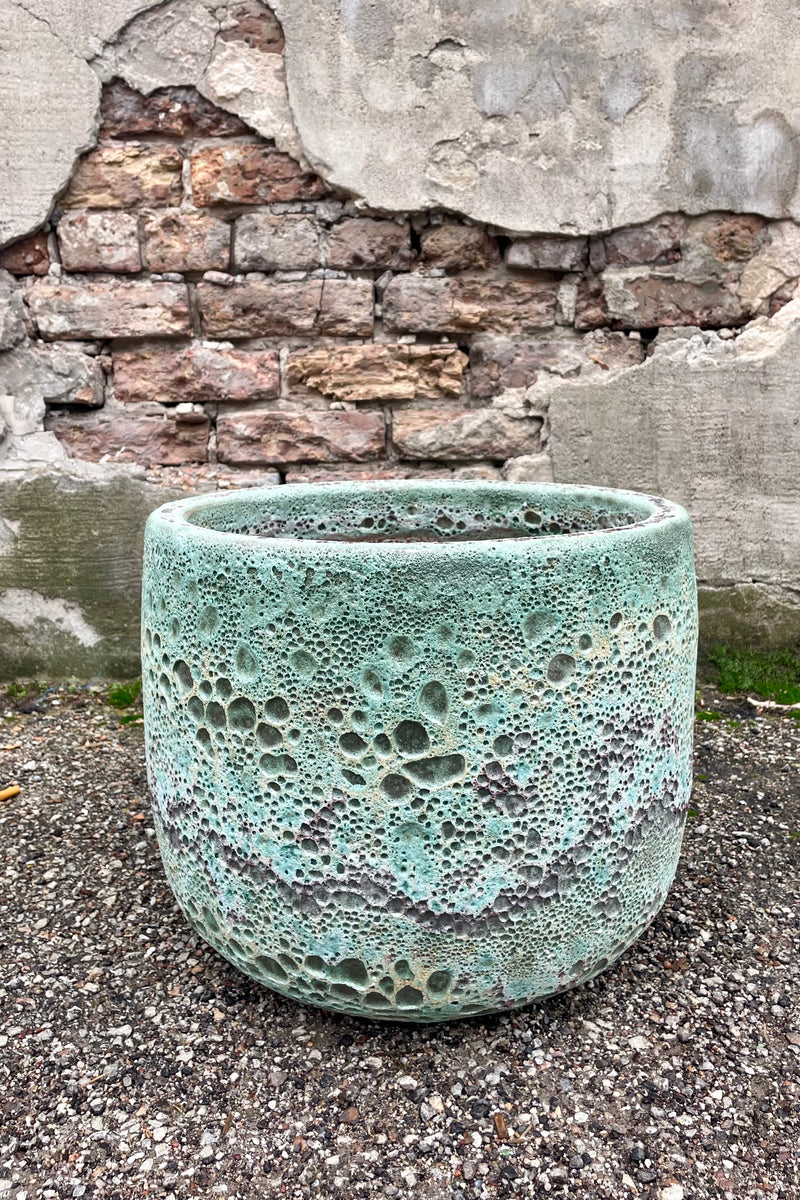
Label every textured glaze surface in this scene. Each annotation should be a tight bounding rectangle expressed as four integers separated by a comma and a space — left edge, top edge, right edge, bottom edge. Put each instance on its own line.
142, 482, 697, 1021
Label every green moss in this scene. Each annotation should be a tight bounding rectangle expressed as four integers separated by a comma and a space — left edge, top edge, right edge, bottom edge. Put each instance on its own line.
709, 645, 800, 704
696, 710, 722, 721
108, 679, 142, 709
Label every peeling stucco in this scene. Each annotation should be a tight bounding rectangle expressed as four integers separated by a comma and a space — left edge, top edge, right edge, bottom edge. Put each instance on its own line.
2, 0, 799, 244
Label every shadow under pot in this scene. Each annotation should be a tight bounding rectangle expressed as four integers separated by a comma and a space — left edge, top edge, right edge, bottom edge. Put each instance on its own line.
142, 480, 697, 1021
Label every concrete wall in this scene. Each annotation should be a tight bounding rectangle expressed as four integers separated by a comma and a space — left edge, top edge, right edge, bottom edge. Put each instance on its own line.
0, 0, 798, 676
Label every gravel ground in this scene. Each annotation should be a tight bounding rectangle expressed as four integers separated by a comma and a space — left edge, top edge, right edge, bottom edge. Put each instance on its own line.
0, 682, 798, 1200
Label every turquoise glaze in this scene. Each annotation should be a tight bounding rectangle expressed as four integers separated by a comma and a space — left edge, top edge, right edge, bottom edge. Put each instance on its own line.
142, 482, 697, 1021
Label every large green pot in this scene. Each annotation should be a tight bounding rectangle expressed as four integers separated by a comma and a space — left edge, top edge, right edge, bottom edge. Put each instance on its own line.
142, 481, 697, 1021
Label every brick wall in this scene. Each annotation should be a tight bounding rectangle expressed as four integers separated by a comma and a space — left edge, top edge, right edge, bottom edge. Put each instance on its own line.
1, 74, 797, 490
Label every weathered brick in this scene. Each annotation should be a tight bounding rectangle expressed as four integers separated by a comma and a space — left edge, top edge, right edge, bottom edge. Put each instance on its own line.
234, 212, 321, 271
61, 143, 183, 209
392, 408, 542, 460
143, 210, 230, 273
198, 278, 373, 338
383, 276, 556, 334
217, 410, 385, 465
27, 277, 190, 340
420, 223, 499, 270
326, 218, 412, 270
469, 332, 644, 396
317, 279, 375, 336
113, 345, 279, 405
0, 271, 28, 350
589, 215, 686, 272
0, 344, 104, 409
702, 214, 768, 262
48, 411, 209, 465
100, 79, 250, 138
287, 343, 465, 402
57, 212, 141, 273
574, 273, 608, 330
218, 1, 284, 52
601, 272, 749, 328
506, 235, 588, 272
190, 144, 328, 206
0, 230, 50, 276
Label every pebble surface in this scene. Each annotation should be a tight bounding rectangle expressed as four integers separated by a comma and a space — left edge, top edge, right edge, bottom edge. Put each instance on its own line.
0, 683, 798, 1200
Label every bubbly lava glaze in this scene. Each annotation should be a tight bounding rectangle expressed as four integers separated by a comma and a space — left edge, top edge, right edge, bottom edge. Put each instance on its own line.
142, 481, 697, 1021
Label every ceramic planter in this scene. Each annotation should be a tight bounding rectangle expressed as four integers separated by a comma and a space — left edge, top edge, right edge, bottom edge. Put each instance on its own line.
142, 481, 697, 1021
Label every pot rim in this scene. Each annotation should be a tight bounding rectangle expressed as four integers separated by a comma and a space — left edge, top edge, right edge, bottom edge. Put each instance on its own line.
147, 480, 691, 556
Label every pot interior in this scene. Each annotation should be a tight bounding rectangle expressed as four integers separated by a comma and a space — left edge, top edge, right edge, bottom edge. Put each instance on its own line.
185, 483, 657, 543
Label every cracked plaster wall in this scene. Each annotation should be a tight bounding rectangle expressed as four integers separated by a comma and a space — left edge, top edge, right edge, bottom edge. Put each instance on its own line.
2, 0, 799, 243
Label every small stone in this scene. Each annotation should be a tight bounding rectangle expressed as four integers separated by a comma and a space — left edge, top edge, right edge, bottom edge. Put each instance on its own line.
659, 1186, 685, 1200
396, 1075, 418, 1091
341, 1106, 359, 1124
203, 271, 235, 286
61, 143, 183, 209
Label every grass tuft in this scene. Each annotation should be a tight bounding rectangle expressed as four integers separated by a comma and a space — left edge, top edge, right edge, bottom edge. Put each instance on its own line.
108, 679, 142, 709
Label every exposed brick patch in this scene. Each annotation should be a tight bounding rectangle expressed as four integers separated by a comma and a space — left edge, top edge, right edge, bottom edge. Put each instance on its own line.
703, 214, 768, 262
589, 215, 686, 271
57, 212, 141, 273
219, 1, 285, 52
602, 274, 749, 328
0, 230, 50, 276
48, 411, 209, 465
217, 410, 385, 465
143, 210, 231, 273
27, 277, 190, 340
391, 408, 543, 460
287, 344, 466, 402
113, 345, 280, 405
100, 79, 250, 138
198, 278, 373, 338
190, 145, 328, 206
383, 276, 557, 334
326, 218, 413, 271
61, 144, 183, 209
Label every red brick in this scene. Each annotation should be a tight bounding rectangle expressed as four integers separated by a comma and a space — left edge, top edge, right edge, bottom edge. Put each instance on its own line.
143, 210, 231, 273
113, 345, 279, 405
602, 274, 749, 328
702, 215, 768, 262
190, 144, 328, 206
100, 80, 250, 137
234, 212, 321, 271
326, 218, 413, 270
197, 278, 373, 338
48, 411, 209, 465
574, 273, 608, 330
420, 223, 499, 270
61, 143, 183, 209
383, 275, 556, 334
589, 215, 686, 271
469, 332, 643, 396
218, 1, 284, 52
287, 343, 465, 401
57, 212, 141, 273
217, 410, 385, 465
27, 277, 190, 340
0, 230, 50, 276
392, 408, 542, 460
